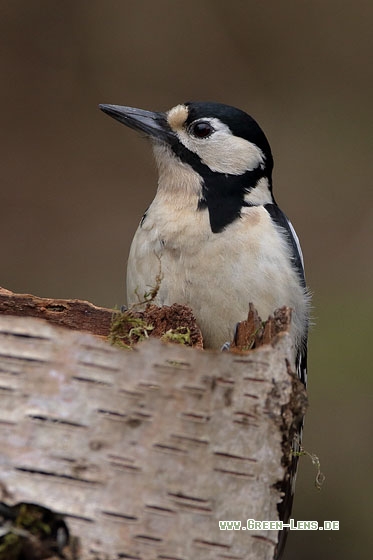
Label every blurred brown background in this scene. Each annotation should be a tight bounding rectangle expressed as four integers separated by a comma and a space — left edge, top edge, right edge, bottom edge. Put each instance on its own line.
1, 1, 372, 558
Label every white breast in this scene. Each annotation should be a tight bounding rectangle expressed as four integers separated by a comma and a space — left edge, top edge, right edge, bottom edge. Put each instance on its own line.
127, 192, 309, 351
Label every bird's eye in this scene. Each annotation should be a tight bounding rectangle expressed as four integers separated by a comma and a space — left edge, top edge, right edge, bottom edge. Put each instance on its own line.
190, 121, 214, 138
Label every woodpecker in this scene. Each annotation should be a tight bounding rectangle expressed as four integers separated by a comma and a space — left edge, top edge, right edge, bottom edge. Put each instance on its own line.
100, 101, 309, 374
100, 100, 310, 557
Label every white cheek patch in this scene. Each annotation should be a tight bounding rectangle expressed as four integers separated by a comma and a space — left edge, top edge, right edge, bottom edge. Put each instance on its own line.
244, 177, 273, 205
176, 119, 265, 175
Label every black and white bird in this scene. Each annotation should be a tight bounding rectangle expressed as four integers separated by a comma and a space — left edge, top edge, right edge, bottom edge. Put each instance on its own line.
99, 101, 309, 379
100, 101, 310, 555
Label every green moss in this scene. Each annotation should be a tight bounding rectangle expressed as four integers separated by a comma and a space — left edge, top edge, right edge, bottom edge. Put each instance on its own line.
161, 327, 191, 345
133, 262, 163, 308
0, 532, 23, 560
108, 312, 154, 348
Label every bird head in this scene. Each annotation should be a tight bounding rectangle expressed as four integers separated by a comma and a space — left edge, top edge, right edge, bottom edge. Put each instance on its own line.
100, 101, 274, 232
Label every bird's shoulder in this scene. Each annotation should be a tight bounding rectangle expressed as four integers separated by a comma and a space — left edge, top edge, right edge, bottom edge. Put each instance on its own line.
263, 203, 306, 287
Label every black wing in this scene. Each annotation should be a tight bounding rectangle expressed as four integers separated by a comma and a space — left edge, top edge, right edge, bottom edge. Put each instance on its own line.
264, 203, 306, 288
264, 203, 308, 559
264, 203, 308, 385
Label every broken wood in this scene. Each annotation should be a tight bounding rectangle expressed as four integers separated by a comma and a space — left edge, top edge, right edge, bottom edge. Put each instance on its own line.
0, 288, 293, 353
0, 287, 203, 348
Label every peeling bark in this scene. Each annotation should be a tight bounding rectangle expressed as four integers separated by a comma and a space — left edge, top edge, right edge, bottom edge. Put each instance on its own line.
0, 287, 203, 348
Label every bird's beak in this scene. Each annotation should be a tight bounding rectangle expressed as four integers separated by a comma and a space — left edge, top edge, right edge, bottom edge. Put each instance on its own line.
99, 104, 173, 143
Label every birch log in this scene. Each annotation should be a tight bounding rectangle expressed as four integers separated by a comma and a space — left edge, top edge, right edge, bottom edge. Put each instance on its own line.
0, 313, 305, 560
